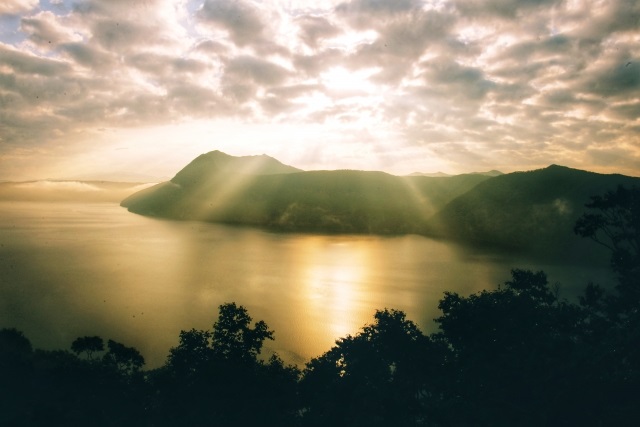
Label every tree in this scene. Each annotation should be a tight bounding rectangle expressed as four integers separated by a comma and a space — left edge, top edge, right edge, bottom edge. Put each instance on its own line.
300, 309, 446, 426
71, 336, 104, 360
574, 185, 640, 303
102, 339, 145, 375
434, 269, 588, 426
151, 303, 299, 426
211, 302, 274, 363
0, 329, 34, 426
574, 186, 640, 424
165, 328, 212, 376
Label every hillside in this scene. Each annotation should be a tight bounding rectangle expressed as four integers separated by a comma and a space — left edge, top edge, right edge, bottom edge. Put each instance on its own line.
0, 180, 152, 203
426, 164, 640, 258
121, 150, 491, 234
122, 152, 639, 258
408, 170, 503, 178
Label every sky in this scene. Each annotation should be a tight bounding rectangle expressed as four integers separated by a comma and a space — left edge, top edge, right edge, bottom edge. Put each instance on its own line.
0, 0, 638, 181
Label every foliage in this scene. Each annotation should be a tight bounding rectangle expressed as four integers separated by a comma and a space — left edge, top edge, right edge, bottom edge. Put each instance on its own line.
300, 309, 447, 426
575, 185, 640, 301
211, 302, 274, 362
429, 165, 640, 258
151, 303, 299, 426
573, 186, 640, 424
434, 270, 590, 425
103, 339, 145, 375
71, 335, 104, 360
0, 329, 147, 426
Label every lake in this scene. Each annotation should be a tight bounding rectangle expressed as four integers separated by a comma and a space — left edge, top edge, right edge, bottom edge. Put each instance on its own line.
0, 201, 615, 368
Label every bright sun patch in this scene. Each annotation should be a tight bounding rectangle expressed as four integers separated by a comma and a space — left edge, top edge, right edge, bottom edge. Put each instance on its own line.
319, 66, 379, 94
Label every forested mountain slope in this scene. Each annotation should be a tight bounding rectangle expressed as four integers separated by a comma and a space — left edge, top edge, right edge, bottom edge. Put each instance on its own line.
122, 150, 490, 234
426, 165, 640, 257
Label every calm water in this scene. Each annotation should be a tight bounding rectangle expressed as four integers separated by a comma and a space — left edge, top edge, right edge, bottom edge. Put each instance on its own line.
0, 201, 614, 367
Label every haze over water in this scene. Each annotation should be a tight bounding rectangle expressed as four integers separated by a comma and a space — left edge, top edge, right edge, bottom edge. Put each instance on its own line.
0, 201, 615, 368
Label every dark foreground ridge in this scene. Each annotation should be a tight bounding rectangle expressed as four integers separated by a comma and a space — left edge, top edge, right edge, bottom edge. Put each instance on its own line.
4, 186, 639, 426
122, 151, 640, 259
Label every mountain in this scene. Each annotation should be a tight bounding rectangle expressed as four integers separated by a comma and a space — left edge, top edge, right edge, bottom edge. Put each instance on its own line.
470, 170, 503, 177
407, 172, 452, 177
426, 164, 640, 259
0, 180, 152, 202
170, 150, 302, 187
407, 170, 503, 178
122, 153, 639, 260
121, 150, 491, 234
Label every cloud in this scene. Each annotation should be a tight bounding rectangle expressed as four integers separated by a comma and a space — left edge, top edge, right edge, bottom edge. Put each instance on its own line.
194, 39, 230, 55
0, 0, 37, 16
127, 52, 209, 76
608, 102, 640, 121
339, 9, 456, 84
418, 57, 496, 100
0, 43, 70, 75
92, 19, 147, 50
574, 0, 640, 39
297, 15, 341, 48
454, 0, 561, 19
583, 59, 640, 99
198, 0, 266, 47
225, 55, 291, 86
293, 49, 345, 76
336, 0, 423, 23
59, 42, 114, 70
20, 11, 78, 47
0, 0, 639, 179
16, 180, 102, 192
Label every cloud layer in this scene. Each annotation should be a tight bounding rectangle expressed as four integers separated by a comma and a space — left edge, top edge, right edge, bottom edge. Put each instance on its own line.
0, 0, 638, 179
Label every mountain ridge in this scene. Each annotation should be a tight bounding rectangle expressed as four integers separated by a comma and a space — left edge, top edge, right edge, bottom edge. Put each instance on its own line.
121, 150, 640, 260
407, 170, 503, 178
121, 150, 492, 233
426, 164, 640, 259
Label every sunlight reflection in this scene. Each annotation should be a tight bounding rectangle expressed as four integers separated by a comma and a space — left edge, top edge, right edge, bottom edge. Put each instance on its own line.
298, 237, 373, 340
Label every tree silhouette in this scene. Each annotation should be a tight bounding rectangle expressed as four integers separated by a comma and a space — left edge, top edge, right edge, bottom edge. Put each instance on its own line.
575, 185, 640, 310
299, 309, 447, 426
150, 303, 299, 426
433, 269, 594, 426
0, 329, 34, 426
574, 186, 640, 424
211, 302, 274, 363
71, 336, 104, 360
102, 339, 145, 375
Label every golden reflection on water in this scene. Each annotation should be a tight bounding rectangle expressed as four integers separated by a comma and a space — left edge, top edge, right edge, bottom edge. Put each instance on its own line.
295, 237, 376, 344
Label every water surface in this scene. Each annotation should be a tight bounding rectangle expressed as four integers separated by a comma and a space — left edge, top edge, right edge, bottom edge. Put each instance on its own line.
0, 201, 614, 367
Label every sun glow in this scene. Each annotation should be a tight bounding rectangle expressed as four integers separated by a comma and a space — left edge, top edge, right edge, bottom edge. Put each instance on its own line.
298, 237, 373, 339
319, 66, 379, 94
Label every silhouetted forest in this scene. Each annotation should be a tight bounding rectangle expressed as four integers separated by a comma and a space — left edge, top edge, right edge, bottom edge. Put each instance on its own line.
2, 186, 639, 426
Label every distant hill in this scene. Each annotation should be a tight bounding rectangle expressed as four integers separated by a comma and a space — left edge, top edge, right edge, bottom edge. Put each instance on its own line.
0, 180, 152, 203
407, 172, 452, 177
121, 151, 491, 234
470, 170, 503, 177
425, 165, 640, 259
121, 153, 639, 260
407, 170, 503, 178
171, 150, 302, 187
